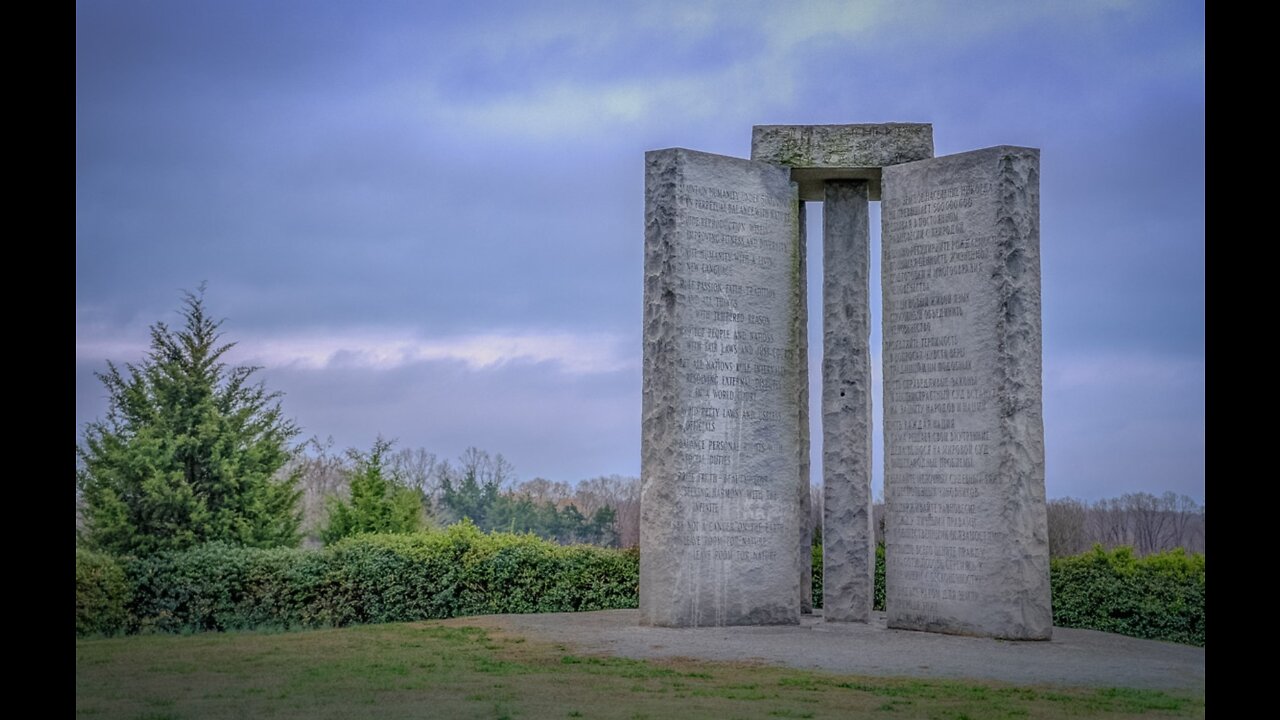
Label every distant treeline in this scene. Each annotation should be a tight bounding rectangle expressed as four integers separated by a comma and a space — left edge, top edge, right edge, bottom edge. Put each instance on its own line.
1044, 493, 1204, 557
294, 440, 1203, 559
806, 487, 1203, 558
289, 439, 639, 548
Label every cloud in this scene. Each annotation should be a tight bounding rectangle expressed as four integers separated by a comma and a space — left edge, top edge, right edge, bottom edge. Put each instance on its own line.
240, 330, 633, 374
75, 0, 1204, 499
406, 0, 1160, 141
404, 2, 859, 139
74, 318, 634, 376
420, 81, 674, 139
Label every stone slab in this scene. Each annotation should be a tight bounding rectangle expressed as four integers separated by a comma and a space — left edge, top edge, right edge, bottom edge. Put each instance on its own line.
881, 146, 1051, 640
751, 124, 934, 200
641, 147, 806, 627
821, 180, 875, 623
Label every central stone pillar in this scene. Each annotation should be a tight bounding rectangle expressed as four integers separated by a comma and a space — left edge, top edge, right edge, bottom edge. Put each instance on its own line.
751, 123, 934, 625
821, 180, 875, 622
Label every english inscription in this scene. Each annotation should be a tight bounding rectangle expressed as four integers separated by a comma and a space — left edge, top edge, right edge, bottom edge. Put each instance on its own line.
641, 148, 803, 627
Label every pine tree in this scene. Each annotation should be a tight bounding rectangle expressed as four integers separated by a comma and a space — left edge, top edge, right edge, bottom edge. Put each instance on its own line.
76, 288, 301, 554
321, 438, 424, 543
588, 506, 619, 547
438, 462, 500, 528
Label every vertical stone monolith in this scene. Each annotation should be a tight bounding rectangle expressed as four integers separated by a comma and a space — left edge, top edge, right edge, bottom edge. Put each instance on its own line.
881, 146, 1051, 640
641, 148, 806, 627
821, 180, 875, 622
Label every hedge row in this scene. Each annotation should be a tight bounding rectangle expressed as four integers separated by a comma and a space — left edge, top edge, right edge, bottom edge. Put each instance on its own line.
810, 543, 1202, 645
77, 522, 638, 635
1051, 546, 1204, 646
76, 549, 130, 636
77, 530, 1203, 647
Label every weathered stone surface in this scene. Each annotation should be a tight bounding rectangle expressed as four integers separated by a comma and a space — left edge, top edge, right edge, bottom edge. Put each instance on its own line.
641, 148, 805, 627
796, 202, 813, 614
821, 180, 875, 623
881, 146, 1051, 640
751, 124, 934, 200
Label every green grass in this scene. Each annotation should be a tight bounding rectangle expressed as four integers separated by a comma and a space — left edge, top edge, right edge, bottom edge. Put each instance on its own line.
76, 621, 1203, 719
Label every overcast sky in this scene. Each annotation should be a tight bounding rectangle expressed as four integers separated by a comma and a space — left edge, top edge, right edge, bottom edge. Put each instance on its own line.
76, 1, 1205, 502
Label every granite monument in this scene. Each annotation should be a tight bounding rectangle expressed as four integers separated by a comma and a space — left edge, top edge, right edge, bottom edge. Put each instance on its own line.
640, 127, 1050, 639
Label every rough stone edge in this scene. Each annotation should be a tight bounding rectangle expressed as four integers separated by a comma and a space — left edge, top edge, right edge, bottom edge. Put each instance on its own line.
796, 198, 813, 614
640, 148, 806, 628
639, 148, 684, 628
992, 147, 1052, 640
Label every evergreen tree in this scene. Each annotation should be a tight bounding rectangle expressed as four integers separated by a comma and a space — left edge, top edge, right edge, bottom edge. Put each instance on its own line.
488, 494, 539, 535
322, 438, 424, 543
438, 462, 499, 528
536, 501, 563, 541
76, 288, 301, 554
588, 506, 619, 547
558, 504, 587, 544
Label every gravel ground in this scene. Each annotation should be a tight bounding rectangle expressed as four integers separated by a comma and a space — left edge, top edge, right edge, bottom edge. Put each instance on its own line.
456, 609, 1204, 693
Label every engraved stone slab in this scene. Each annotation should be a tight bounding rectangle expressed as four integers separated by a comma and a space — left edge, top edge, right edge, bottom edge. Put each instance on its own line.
641, 148, 805, 627
881, 146, 1051, 640
751, 124, 934, 200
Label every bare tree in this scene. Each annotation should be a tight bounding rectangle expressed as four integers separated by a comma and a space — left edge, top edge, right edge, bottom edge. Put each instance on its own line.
516, 477, 573, 505
1126, 492, 1174, 555
567, 475, 640, 547
612, 477, 641, 548
1064, 492, 1206, 555
805, 483, 821, 544
283, 437, 350, 546
1046, 497, 1087, 557
1088, 496, 1130, 549
1162, 492, 1204, 553
390, 446, 438, 499
570, 475, 619, 517
457, 447, 514, 490
1189, 502, 1205, 553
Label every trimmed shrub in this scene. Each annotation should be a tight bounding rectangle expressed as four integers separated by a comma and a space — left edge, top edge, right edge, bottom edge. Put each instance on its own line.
76, 549, 130, 636
1051, 545, 1204, 646
78, 530, 1202, 647
109, 522, 638, 633
125, 542, 302, 632
810, 543, 1200, 646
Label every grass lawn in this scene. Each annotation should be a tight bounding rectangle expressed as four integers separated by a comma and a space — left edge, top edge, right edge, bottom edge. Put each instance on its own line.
76, 620, 1204, 720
